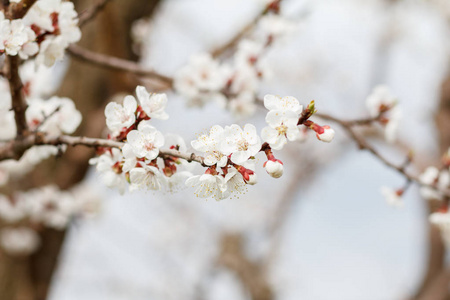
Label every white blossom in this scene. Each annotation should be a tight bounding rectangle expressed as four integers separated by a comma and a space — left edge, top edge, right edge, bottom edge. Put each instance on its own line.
221, 124, 262, 164
105, 95, 137, 134
0, 13, 36, 56
380, 186, 404, 208
419, 166, 443, 201
126, 120, 164, 160
26, 96, 82, 136
185, 173, 227, 200
191, 125, 228, 167
20, 61, 56, 98
35, 36, 68, 67
174, 53, 227, 107
366, 85, 397, 117
0, 195, 26, 223
22, 185, 76, 229
24, 0, 81, 67
261, 110, 302, 150
263, 94, 303, 115
122, 143, 141, 173
90, 148, 127, 194
222, 167, 247, 198
228, 91, 257, 119
129, 165, 165, 191
0, 227, 40, 256
257, 14, 297, 41
136, 86, 169, 120
235, 39, 265, 67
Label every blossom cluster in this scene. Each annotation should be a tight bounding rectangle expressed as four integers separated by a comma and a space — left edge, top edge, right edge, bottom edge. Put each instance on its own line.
91, 86, 190, 194
174, 5, 297, 118
92, 88, 334, 200
0, 183, 101, 256
0, 62, 82, 185
0, 0, 81, 66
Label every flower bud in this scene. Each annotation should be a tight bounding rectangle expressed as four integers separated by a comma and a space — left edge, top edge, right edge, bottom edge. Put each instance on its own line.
247, 173, 258, 185
316, 126, 335, 143
264, 160, 283, 178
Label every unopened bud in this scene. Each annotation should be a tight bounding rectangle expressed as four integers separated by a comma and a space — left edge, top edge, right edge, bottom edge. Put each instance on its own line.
316, 125, 335, 143
247, 173, 258, 185
264, 160, 283, 178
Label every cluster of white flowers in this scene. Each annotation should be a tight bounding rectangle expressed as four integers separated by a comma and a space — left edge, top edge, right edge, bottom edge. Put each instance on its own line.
366, 85, 401, 143
188, 124, 259, 200
0, 183, 101, 256
0, 11, 38, 58
174, 10, 297, 118
93, 88, 335, 200
0, 0, 81, 66
419, 165, 450, 201
92, 86, 193, 194
0, 67, 82, 185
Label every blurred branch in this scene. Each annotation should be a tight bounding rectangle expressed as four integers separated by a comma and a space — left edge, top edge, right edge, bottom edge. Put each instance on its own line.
218, 233, 273, 300
67, 44, 173, 87
78, 0, 113, 27
211, 0, 281, 58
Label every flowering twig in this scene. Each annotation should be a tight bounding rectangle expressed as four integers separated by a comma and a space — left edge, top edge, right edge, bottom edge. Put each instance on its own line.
67, 44, 174, 86
0, 133, 208, 166
211, 0, 282, 58
315, 112, 445, 195
78, 0, 113, 28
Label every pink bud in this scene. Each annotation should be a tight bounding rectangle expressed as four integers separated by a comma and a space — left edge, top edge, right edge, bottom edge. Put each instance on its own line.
316, 126, 335, 143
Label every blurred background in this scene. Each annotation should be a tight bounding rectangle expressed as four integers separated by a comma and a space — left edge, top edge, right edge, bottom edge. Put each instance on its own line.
2, 0, 450, 299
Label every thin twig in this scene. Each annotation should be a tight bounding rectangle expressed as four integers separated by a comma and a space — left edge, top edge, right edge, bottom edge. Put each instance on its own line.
315, 112, 436, 191
67, 44, 173, 86
78, 0, 113, 28
211, 1, 282, 58
33, 106, 61, 133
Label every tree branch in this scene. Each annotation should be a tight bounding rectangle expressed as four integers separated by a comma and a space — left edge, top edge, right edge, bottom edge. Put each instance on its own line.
67, 44, 173, 87
315, 112, 450, 197
5, 55, 29, 138
0, 134, 207, 166
211, 0, 282, 58
78, 0, 113, 28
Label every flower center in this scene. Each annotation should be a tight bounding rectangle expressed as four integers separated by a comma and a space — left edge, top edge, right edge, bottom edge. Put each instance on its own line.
276, 124, 288, 136
237, 139, 249, 151
144, 142, 155, 152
